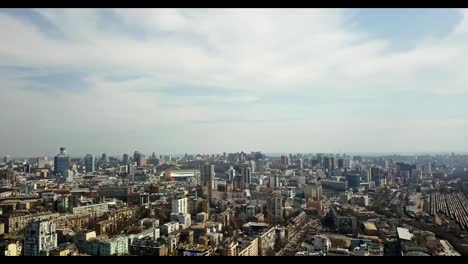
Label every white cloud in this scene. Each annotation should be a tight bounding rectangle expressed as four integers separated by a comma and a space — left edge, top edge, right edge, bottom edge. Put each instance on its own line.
1, 9, 468, 155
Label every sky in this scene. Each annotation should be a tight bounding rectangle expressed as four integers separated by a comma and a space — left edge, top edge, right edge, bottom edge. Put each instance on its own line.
1, 8, 468, 157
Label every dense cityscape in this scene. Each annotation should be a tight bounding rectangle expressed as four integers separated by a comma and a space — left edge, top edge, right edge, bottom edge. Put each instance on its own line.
2, 8, 468, 257
0, 149, 467, 256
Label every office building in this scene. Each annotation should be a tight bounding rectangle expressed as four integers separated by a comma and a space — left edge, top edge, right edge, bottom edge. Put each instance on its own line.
242, 164, 252, 187
54, 147, 70, 177
84, 154, 95, 173
123, 154, 129, 165
323, 156, 331, 171
249, 160, 256, 172
24, 219, 57, 256
150, 152, 157, 165
138, 154, 147, 167
331, 157, 337, 170
347, 173, 361, 191
371, 167, 382, 185
281, 155, 290, 167
133, 151, 141, 164
228, 166, 236, 181
200, 163, 215, 190
337, 159, 344, 169
298, 159, 304, 170
101, 153, 108, 163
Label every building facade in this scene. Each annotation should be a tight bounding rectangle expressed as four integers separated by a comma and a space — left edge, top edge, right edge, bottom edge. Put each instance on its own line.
200, 163, 215, 190
24, 219, 57, 256
54, 147, 70, 177
84, 154, 95, 173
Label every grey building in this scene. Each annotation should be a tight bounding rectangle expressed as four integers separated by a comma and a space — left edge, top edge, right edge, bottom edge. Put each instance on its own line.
54, 147, 70, 177
267, 193, 283, 224
228, 166, 236, 181
123, 154, 129, 165
242, 164, 252, 187
134, 151, 141, 164
200, 163, 215, 190
347, 173, 361, 191
85, 154, 95, 173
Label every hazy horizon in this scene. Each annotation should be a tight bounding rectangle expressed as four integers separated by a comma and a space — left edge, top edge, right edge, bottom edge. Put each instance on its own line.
4, 151, 468, 160
2, 8, 468, 157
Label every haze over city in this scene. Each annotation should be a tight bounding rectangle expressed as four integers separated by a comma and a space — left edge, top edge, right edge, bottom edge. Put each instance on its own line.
1, 8, 468, 157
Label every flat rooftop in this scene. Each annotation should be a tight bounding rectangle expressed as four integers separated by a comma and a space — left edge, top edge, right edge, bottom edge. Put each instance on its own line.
397, 227, 413, 241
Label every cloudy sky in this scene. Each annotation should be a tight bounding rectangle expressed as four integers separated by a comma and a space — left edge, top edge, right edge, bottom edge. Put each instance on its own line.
1, 8, 468, 157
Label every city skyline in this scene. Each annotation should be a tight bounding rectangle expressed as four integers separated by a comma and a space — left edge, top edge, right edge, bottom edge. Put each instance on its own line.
3, 150, 468, 160
1, 9, 468, 156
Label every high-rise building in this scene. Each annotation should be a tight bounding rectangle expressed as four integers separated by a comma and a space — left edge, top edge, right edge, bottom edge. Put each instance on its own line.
249, 160, 256, 172
371, 167, 382, 185
24, 219, 57, 256
360, 167, 371, 182
134, 151, 141, 165
101, 153, 108, 163
138, 154, 147, 167
172, 197, 188, 214
423, 163, 432, 175
24, 164, 32, 174
123, 154, 129, 165
269, 174, 280, 189
337, 159, 344, 169
267, 193, 283, 224
228, 166, 236, 181
127, 164, 134, 177
353, 156, 363, 163
347, 173, 361, 191
331, 157, 337, 170
84, 154, 95, 173
323, 156, 331, 171
54, 147, 70, 177
3, 155, 10, 163
382, 160, 389, 169
410, 169, 422, 184
298, 158, 304, 170
280, 155, 290, 167
304, 181, 322, 200
316, 154, 324, 165
258, 159, 267, 175
200, 163, 215, 190
242, 165, 252, 188
239, 152, 246, 162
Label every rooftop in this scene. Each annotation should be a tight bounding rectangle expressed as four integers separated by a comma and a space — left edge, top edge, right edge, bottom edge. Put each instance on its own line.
363, 222, 377, 231
397, 227, 414, 241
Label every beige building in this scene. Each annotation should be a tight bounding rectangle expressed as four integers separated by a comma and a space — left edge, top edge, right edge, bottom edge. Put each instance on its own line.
56, 214, 91, 230
72, 203, 109, 218
3, 241, 22, 256
0, 211, 58, 234
237, 237, 258, 256
258, 227, 276, 256
219, 241, 238, 256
